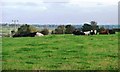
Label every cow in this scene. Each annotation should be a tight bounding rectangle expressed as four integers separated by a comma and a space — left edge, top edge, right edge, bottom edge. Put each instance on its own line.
94, 30, 97, 35
108, 29, 115, 34
12, 34, 21, 37
84, 31, 91, 35
90, 30, 97, 35
72, 29, 85, 35
73, 29, 98, 36
99, 30, 109, 34
90, 30, 95, 35
12, 32, 37, 37
35, 32, 44, 37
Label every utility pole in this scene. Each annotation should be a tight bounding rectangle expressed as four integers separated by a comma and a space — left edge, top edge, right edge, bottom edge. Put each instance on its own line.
10, 20, 19, 37
12, 20, 19, 31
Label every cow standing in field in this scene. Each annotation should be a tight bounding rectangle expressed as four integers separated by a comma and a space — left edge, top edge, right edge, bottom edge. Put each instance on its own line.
94, 30, 97, 35
83, 30, 98, 35
90, 30, 95, 35
90, 30, 97, 35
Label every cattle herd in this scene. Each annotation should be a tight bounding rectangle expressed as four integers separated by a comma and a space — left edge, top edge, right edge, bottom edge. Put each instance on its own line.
12, 29, 116, 38
72, 29, 115, 35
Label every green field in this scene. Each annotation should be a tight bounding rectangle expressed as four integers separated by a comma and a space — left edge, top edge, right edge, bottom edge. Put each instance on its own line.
2, 34, 118, 70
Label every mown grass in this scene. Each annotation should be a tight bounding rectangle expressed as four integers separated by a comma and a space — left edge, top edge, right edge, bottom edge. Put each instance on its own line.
2, 33, 118, 70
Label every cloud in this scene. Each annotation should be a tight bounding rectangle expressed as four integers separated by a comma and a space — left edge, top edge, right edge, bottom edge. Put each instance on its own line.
1, 0, 118, 24
2, 0, 43, 3
1, 0, 44, 7
1, 0, 119, 8
16, 2, 38, 6
1, 2, 38, 7
43, 0, 69, 3
1, 0, 48, 11
68, 0, 119, 7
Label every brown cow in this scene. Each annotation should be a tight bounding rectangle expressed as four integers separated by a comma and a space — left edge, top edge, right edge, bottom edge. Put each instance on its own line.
99, 30, 109, 34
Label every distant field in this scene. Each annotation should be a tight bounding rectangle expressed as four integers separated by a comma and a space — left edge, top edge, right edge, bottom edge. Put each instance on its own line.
2, 34, 118, 70
1, 26, 16, 34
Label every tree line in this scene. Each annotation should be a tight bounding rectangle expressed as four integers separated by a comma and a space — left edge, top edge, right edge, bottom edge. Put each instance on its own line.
11, 21, 111, 36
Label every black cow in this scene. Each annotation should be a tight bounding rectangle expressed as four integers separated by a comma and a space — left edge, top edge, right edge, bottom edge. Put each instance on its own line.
12, 34, 21, 37
12, 32, 37, 37
73, 29, 85, 35
109, 29, 115, 34
90, 30, 97, 35
90, 31, 95, 35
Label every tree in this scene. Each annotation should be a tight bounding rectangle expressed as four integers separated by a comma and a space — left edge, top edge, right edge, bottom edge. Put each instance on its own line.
57, 25, 65, 34
65, 25, 75, 34
99, 26, 105, 32
40, 28, 49, 35
54, 28, 64, 34
81, 23, 92, 31
90, 21, 99, 31
52, 25, 65, 34
16, 24, 38, 34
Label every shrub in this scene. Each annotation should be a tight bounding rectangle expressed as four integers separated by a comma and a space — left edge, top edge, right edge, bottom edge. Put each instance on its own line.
16, 24, 38, 34
81, 23, 92, 31
90, 21, 99, 32
81, 21, 99, 32
51, 30, 56, 34
52, 25, 76, 34
55, 28, 64, 34
52, 25, 65, 34
65, 25, 75, 34
99, 26, 106, 32
40, 28, 49, 35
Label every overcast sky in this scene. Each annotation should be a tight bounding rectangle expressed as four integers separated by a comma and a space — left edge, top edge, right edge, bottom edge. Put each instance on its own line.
1, 0, 119, 25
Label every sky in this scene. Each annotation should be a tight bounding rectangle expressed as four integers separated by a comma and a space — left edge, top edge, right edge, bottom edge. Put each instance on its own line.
1, 0, 119, 25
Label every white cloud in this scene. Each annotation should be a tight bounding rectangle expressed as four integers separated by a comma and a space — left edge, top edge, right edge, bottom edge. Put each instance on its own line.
1, 0, 44, 7
1, 0, 48, 10
68, 0, 119, 7
2, 0, 43, 3
1, 0, 118, 24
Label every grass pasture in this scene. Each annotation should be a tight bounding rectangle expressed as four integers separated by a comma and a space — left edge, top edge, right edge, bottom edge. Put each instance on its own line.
2, 34, 118, 70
